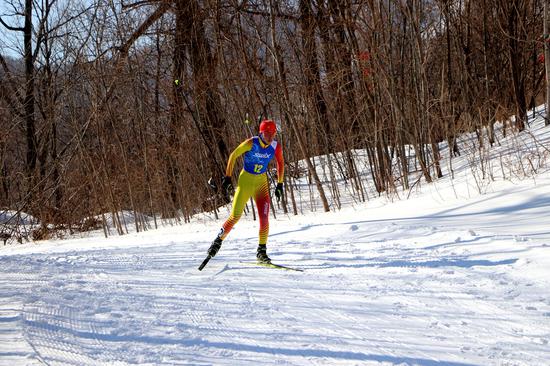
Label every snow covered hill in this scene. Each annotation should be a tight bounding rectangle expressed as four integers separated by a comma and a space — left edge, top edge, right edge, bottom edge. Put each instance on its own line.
1, 111, 550, 365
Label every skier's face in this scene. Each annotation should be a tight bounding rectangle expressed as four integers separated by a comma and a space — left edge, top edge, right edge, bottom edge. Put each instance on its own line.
261, 130, 276, 144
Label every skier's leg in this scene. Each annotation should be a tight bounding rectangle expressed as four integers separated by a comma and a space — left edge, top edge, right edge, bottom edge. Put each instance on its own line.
254, 175, 270, 244
219, 171, 253, 240
254, 175, 271, 262
208, 172, 252, 257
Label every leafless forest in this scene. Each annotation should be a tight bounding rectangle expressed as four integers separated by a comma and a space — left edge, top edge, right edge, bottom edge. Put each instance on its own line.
1, 0, 549, 240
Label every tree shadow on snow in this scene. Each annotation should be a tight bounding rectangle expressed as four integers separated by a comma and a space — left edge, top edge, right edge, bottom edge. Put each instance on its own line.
376, 257, 517, 269
21, 316, 480, 366
305, 257, 517, 270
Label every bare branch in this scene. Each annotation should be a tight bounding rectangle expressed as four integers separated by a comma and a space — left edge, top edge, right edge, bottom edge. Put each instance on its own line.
118, 1, 171, 56
121, 0, 164, 11
0, 16, 24, 31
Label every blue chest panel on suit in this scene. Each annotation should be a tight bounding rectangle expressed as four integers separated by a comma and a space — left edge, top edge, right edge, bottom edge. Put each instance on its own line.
243, 137, 277, 174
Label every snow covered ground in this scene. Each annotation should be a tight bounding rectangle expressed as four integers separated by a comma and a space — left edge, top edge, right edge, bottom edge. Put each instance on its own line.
1, 112, 550, 365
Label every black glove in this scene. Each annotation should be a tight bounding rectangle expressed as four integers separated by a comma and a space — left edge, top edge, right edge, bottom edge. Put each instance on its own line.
221, 176, 233, 195
274, 183, 284, 202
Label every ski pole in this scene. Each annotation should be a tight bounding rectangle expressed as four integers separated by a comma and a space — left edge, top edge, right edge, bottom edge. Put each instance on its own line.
198, 255, 212, 271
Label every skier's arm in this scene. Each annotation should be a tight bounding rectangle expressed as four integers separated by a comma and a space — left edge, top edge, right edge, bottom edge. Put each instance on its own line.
225, 138, 253, 177
274, 142, 284, 184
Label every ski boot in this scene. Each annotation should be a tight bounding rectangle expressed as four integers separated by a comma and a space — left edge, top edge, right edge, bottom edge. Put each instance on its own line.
256, 245, 271, 263
208, 237, 222, 257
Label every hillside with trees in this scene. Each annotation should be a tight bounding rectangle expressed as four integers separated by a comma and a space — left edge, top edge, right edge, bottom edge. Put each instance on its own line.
1, 0, 548, 240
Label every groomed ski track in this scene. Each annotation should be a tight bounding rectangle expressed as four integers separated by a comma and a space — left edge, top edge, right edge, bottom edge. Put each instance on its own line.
1, 192, 550, 366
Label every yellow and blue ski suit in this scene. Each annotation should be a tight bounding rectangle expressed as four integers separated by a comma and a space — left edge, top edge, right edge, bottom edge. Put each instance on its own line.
218, 136, 284, 244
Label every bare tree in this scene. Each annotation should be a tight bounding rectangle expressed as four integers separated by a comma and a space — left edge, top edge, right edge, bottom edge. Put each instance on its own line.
0, 0, 547, 239
545, 0, 550, 125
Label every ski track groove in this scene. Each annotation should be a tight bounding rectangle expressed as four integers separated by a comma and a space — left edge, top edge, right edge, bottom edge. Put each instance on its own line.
13, 253, 137, 365
297, 264, 460, 365
303, 291, 440, 364
296, 290, 396, 363
23, 300, 120, 365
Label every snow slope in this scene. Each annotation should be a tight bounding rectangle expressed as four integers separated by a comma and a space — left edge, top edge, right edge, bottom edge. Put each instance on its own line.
1, 113, 550, 365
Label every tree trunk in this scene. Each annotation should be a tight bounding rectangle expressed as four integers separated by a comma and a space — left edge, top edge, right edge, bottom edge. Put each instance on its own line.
23, 0, 37, 181
174, 1, 228, 198
506, 2, 527, 131
269, 0, 330, 212
299, 0, 331, 153
545, 0, 550, 126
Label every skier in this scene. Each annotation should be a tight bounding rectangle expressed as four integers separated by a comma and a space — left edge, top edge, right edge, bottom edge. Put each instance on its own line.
207, 119, 284, 263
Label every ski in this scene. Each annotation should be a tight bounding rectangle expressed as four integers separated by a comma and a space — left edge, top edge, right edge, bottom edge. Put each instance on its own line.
200, 257, 304, 272
240, 261, 304, 272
